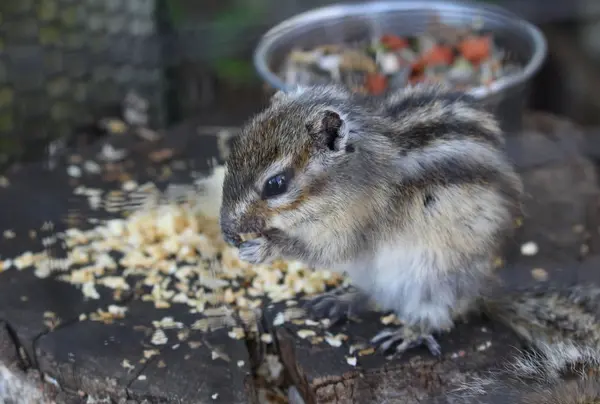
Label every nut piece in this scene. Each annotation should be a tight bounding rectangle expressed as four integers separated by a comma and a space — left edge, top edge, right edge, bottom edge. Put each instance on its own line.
531, 268, 548, 282
151, 329, 168, 345
520, 241, 538, 256
297, 329, 317, 339
239, 232, 260, 242
260, 334, 273, 344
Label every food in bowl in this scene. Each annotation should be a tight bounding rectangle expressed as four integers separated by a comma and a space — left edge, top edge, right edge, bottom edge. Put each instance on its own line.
278, 15, 523, 95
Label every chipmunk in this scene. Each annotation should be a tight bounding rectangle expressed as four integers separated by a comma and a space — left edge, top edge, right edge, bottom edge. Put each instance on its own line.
219, 83, 523, 357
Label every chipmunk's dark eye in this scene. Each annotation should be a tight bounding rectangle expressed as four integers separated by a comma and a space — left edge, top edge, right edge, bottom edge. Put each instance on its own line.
262, 171, 291, 199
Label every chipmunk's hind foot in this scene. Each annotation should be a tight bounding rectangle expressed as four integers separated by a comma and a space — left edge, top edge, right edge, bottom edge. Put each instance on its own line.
304, 286, 365, 325
371, 326, 442, 357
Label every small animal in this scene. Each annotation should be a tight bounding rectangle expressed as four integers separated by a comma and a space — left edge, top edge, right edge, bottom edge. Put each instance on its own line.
219, 83, 522, 356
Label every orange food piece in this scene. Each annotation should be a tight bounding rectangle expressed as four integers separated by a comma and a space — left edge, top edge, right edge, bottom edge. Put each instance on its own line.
409, 74, 424, 85
380, 34, 409, 51
421, 45, 454, 66
365, 73, 387, 95
459, 35, 491, 64
411, 59, 425, 74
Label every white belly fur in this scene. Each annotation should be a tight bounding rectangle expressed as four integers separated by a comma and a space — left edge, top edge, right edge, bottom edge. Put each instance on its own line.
340, 240, 458, 331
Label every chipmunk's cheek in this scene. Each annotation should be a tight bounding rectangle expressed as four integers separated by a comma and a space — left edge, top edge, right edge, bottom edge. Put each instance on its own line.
267, 210, 304, 231
267, 215, 286, 229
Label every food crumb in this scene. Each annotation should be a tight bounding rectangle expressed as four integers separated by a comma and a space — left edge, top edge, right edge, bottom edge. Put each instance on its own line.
151, 329, 168, 345
451, 350, 466, 359
297, 329, 317, 339
137, 375, 147, 381
237, 360, 245, 368
82, 283, 100, 300
67, 165, 82, 178
228, 327, 245, 340
83, 160, 101, 174
122, 180, 138, 191
520, 241, 538, 256
346, 356, 357, 367
108, 305, 128, 317
324, 336, 343, 347
121, 359, 135, 371
0, 260, 11, 272
212, 393, 219, 400
188, 341, 202, 349
143, 349, 159, 359
531, 268, 548, 281
358, 347, 375, 356
476, 341, 492, 351
177, 330, 189, 341
260, 334, 273, 344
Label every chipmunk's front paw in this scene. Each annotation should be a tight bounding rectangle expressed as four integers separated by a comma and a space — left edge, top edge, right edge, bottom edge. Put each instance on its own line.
238, 238, 274, 265
371, 326, 442, 358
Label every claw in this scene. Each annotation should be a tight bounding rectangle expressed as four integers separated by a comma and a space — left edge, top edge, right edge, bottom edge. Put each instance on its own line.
304, 294, 351, 325
303, 287, 362, 325
307, 295, 346, 323
371, 326, 442, 357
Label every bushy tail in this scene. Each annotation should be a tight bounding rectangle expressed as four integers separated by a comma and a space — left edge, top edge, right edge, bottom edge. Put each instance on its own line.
450, 284, 600, 403
372, 285, 600, 404
481, 285, 600, 352
450, 341, 600, 404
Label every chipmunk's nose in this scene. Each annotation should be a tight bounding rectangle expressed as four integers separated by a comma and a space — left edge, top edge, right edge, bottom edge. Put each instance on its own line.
219, 209, 265, 248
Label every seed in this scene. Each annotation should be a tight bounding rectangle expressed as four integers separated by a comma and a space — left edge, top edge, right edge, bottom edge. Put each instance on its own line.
520, 241, 538, 256
297, 329, 317, 339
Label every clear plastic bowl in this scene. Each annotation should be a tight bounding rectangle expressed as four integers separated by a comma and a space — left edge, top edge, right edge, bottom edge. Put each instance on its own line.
253, 0, 547, 133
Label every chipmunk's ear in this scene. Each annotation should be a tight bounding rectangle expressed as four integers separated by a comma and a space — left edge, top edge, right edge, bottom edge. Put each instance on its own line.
270, 90, 288, 105
306, 109, 350, 153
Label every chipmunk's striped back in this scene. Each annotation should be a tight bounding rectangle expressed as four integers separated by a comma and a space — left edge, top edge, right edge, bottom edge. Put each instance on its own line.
381, 84, 503, 149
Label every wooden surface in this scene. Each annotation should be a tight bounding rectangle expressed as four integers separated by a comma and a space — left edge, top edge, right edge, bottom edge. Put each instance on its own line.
1, 112, 600, 403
